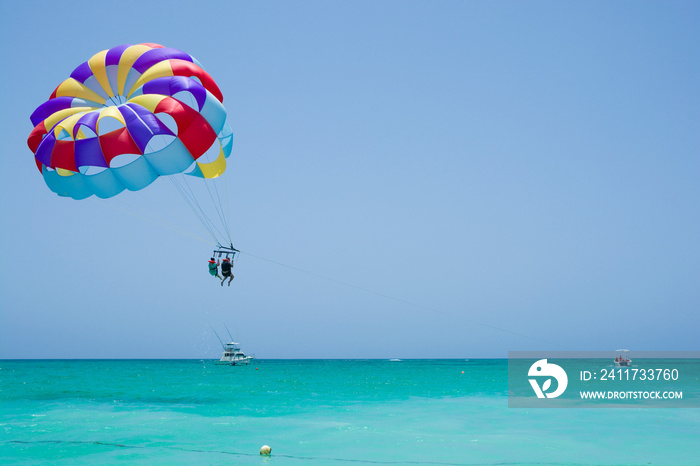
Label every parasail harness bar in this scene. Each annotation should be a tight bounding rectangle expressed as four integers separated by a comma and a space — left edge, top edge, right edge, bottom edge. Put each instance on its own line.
214, 244, 240, 260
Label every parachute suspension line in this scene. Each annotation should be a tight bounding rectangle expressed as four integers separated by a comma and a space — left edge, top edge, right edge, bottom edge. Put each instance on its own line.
224, 170, 233, 243
204, 177, 232, 247
202, 180, 223, 236
167, 177, 214, 241
176, 178, 223, 244
215, 178, 232, 247
179, 174, 230, 244
167, 173, 233, 249
167, 176, 221, 245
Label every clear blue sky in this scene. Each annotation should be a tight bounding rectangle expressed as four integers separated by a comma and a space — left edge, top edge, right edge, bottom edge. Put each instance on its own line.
1, 1, 698, 359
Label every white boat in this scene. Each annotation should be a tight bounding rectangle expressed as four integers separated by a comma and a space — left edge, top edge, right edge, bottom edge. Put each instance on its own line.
217, 341, 254, 366
212, 325, 254, 366
614, 349, 631, 367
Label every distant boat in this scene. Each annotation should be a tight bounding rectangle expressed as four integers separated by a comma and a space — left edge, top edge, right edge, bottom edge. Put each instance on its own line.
217, 341, 254, 366
389, 358, 402, 362
614, 349, 631, 367
212, 325, 254, 366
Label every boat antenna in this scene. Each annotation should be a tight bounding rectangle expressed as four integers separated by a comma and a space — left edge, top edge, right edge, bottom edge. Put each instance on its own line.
224, 323, 235, 342
210, 326, 225, 349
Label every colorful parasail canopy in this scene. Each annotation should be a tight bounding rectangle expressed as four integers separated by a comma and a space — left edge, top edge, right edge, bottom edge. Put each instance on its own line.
27, 43, 233, 200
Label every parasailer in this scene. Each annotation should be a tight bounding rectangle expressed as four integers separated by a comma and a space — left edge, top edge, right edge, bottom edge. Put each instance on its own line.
27, 43, 238, 272
212, 244, 238, 286
208, 258, 222, 279
220, 258, 234, 287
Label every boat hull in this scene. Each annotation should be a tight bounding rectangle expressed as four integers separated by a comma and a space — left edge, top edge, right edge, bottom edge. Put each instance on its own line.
216, 356, 254, 366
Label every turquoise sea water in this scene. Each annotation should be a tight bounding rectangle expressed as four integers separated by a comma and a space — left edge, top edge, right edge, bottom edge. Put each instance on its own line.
1, 359, 699, 465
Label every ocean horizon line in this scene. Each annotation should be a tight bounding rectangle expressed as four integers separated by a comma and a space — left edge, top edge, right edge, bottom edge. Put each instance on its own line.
0, 357, 495, 362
